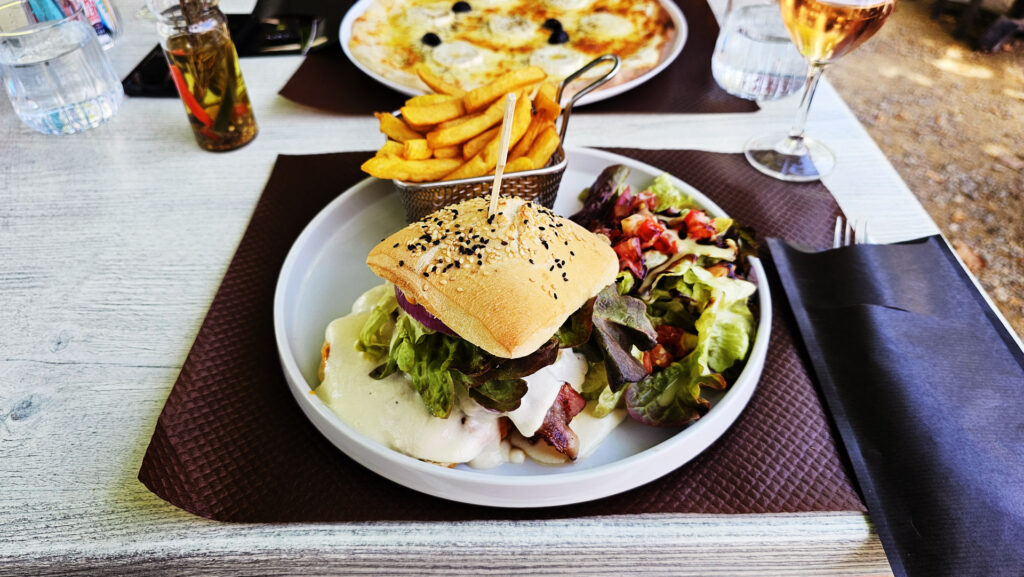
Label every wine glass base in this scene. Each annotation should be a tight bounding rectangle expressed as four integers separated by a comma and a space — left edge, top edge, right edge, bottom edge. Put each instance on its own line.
744, 133, 836, 182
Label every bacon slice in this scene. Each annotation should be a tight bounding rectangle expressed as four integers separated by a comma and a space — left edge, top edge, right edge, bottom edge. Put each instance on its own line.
532, 383, 586, 460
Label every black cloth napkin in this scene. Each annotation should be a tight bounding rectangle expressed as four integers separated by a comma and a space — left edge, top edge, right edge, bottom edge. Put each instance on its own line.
767, 235, 1024, 577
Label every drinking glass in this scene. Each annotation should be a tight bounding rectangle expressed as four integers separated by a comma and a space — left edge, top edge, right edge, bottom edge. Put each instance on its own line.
744, 0, 895, 181
711, 0, 808, 101
0, 0, 124, 135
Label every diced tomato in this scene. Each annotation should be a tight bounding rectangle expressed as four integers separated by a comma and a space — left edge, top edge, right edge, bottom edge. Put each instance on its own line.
613, 237, 645, 279
683, 209, 716, 240
635, 218, 663, 244
641, 351, 653, 373
656, 325, 685, 357
612, 187, 634, 220
650, 344, 674, 368
652, 228, 679, 254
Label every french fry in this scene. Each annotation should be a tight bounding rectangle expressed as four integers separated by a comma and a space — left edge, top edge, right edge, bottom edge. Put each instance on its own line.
426, 95, 506, 148
376, 140, 404, 157
402, 139, 432, 160
361, 156, 464, 182
441, 155, 489, 181
400, 98, 466, 126
374, 112, 423, 143
437, 113, 477, 130
526, 125, 560, 169
533, 89, 561, 122
463, 126, 500, 160
537, 82, 558, 103
501, 157, 534, 173
405, 94, 458, 106
415, 64, 466, 97
509, 116, 551, 160
463, 66, 547, 113
433, 145, 461, 159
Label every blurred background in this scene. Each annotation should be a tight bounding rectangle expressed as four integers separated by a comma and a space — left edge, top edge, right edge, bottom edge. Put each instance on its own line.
828, 0, 1023, 337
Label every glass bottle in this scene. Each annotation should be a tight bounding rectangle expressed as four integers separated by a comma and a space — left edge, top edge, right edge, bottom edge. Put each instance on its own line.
149, 0, 257, 151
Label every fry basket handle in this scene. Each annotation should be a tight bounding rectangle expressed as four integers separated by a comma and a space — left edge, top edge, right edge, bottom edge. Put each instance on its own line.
556, 54, 621, 143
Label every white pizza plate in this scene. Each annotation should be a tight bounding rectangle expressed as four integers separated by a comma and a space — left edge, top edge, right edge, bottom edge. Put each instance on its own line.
273, 146, 771, 508
338, 0, 687, 107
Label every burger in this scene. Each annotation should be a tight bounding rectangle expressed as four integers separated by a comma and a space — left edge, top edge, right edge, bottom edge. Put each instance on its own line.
315, 194, 660, 467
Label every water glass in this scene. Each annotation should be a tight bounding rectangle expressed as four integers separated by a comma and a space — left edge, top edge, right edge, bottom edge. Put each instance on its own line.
0, 0, 124, 135
711, 0, 808, 101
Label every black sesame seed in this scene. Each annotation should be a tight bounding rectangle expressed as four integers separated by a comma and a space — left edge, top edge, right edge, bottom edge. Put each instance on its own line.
542, 18, 561, 30
422, 32, 441, 47
539, 226, 545, 231
554, 293, 558, 300
452, 1, 471, 12
399, 260, 405, 266
529, 258, 534, 264
423, 272, 429, 277
477, 260, 482, 266
549, 265, 555, 271
455, 261, 461, 268
501, 240, 508, 245
548, 29, 569, 44
570, 251, 575, 256
393, 242, 399, 248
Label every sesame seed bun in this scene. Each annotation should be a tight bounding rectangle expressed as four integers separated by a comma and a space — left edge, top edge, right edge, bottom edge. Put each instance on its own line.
366, 196, 618, 358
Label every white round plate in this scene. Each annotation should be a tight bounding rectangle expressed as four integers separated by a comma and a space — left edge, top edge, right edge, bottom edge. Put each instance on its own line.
274, 146, 772, 508
338, 0, 687, 107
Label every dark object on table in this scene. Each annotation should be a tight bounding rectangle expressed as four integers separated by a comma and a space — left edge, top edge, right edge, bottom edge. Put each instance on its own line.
931, 0, 1024, 50
123, 12, 329, 98
768, 235, 1024, 577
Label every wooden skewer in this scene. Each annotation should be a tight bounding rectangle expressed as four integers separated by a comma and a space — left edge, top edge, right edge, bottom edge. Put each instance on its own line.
488, 93, 517, 218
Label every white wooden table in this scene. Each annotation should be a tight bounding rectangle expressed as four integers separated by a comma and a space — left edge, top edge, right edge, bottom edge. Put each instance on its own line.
0, 0, 954, 573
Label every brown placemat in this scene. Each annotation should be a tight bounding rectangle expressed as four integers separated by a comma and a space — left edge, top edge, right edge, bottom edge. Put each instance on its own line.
277, 0, 758, 115
138, 148, 862, 522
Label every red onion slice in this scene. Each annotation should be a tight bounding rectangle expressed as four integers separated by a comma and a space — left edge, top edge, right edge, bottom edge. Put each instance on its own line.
395, 286, 457, 336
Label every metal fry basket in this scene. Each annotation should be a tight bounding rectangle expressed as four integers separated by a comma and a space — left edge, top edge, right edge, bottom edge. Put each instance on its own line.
393, 54, 621, 222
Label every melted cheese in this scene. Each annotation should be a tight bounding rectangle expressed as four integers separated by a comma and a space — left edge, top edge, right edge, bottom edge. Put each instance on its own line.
317, 283, 626, 468
318, 311, 505, 466
578, 13, 634, 40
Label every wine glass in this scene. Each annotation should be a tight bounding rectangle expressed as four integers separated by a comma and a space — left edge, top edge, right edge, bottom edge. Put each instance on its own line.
744, 0, 895, 181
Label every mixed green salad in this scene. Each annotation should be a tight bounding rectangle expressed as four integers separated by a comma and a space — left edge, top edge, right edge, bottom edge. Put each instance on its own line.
571, 165, 758, 426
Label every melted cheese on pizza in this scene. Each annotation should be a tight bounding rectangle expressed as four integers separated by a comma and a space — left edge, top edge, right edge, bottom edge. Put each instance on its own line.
349, 0, 676, 93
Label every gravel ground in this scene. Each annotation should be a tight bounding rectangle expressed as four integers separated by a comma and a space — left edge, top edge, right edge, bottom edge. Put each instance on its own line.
824, 0, 1023, 338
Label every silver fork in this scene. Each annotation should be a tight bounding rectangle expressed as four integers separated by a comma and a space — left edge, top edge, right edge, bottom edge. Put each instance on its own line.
833, 216, 870, 248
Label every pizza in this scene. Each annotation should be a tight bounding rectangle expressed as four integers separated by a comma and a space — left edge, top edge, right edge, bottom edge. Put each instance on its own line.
347, 0, 678, 95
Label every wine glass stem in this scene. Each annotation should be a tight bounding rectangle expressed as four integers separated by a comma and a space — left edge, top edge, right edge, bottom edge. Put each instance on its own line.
788, 62, 827, 142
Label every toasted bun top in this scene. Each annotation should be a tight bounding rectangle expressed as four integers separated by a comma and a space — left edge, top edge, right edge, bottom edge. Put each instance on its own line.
366, 196, 618, 358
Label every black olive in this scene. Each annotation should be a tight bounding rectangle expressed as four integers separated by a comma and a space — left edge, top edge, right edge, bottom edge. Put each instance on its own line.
422, 32, 441, 46
542, 18, 562, 30
548, 29, 569, 44
452, 1, 471, 12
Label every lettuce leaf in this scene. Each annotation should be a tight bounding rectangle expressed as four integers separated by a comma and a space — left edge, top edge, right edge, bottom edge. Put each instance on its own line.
626, 265, 756, 425
355, 286, 399, 359
646, 173, 692, 212
590, 285, 658, 391
369, 312, 467, 418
